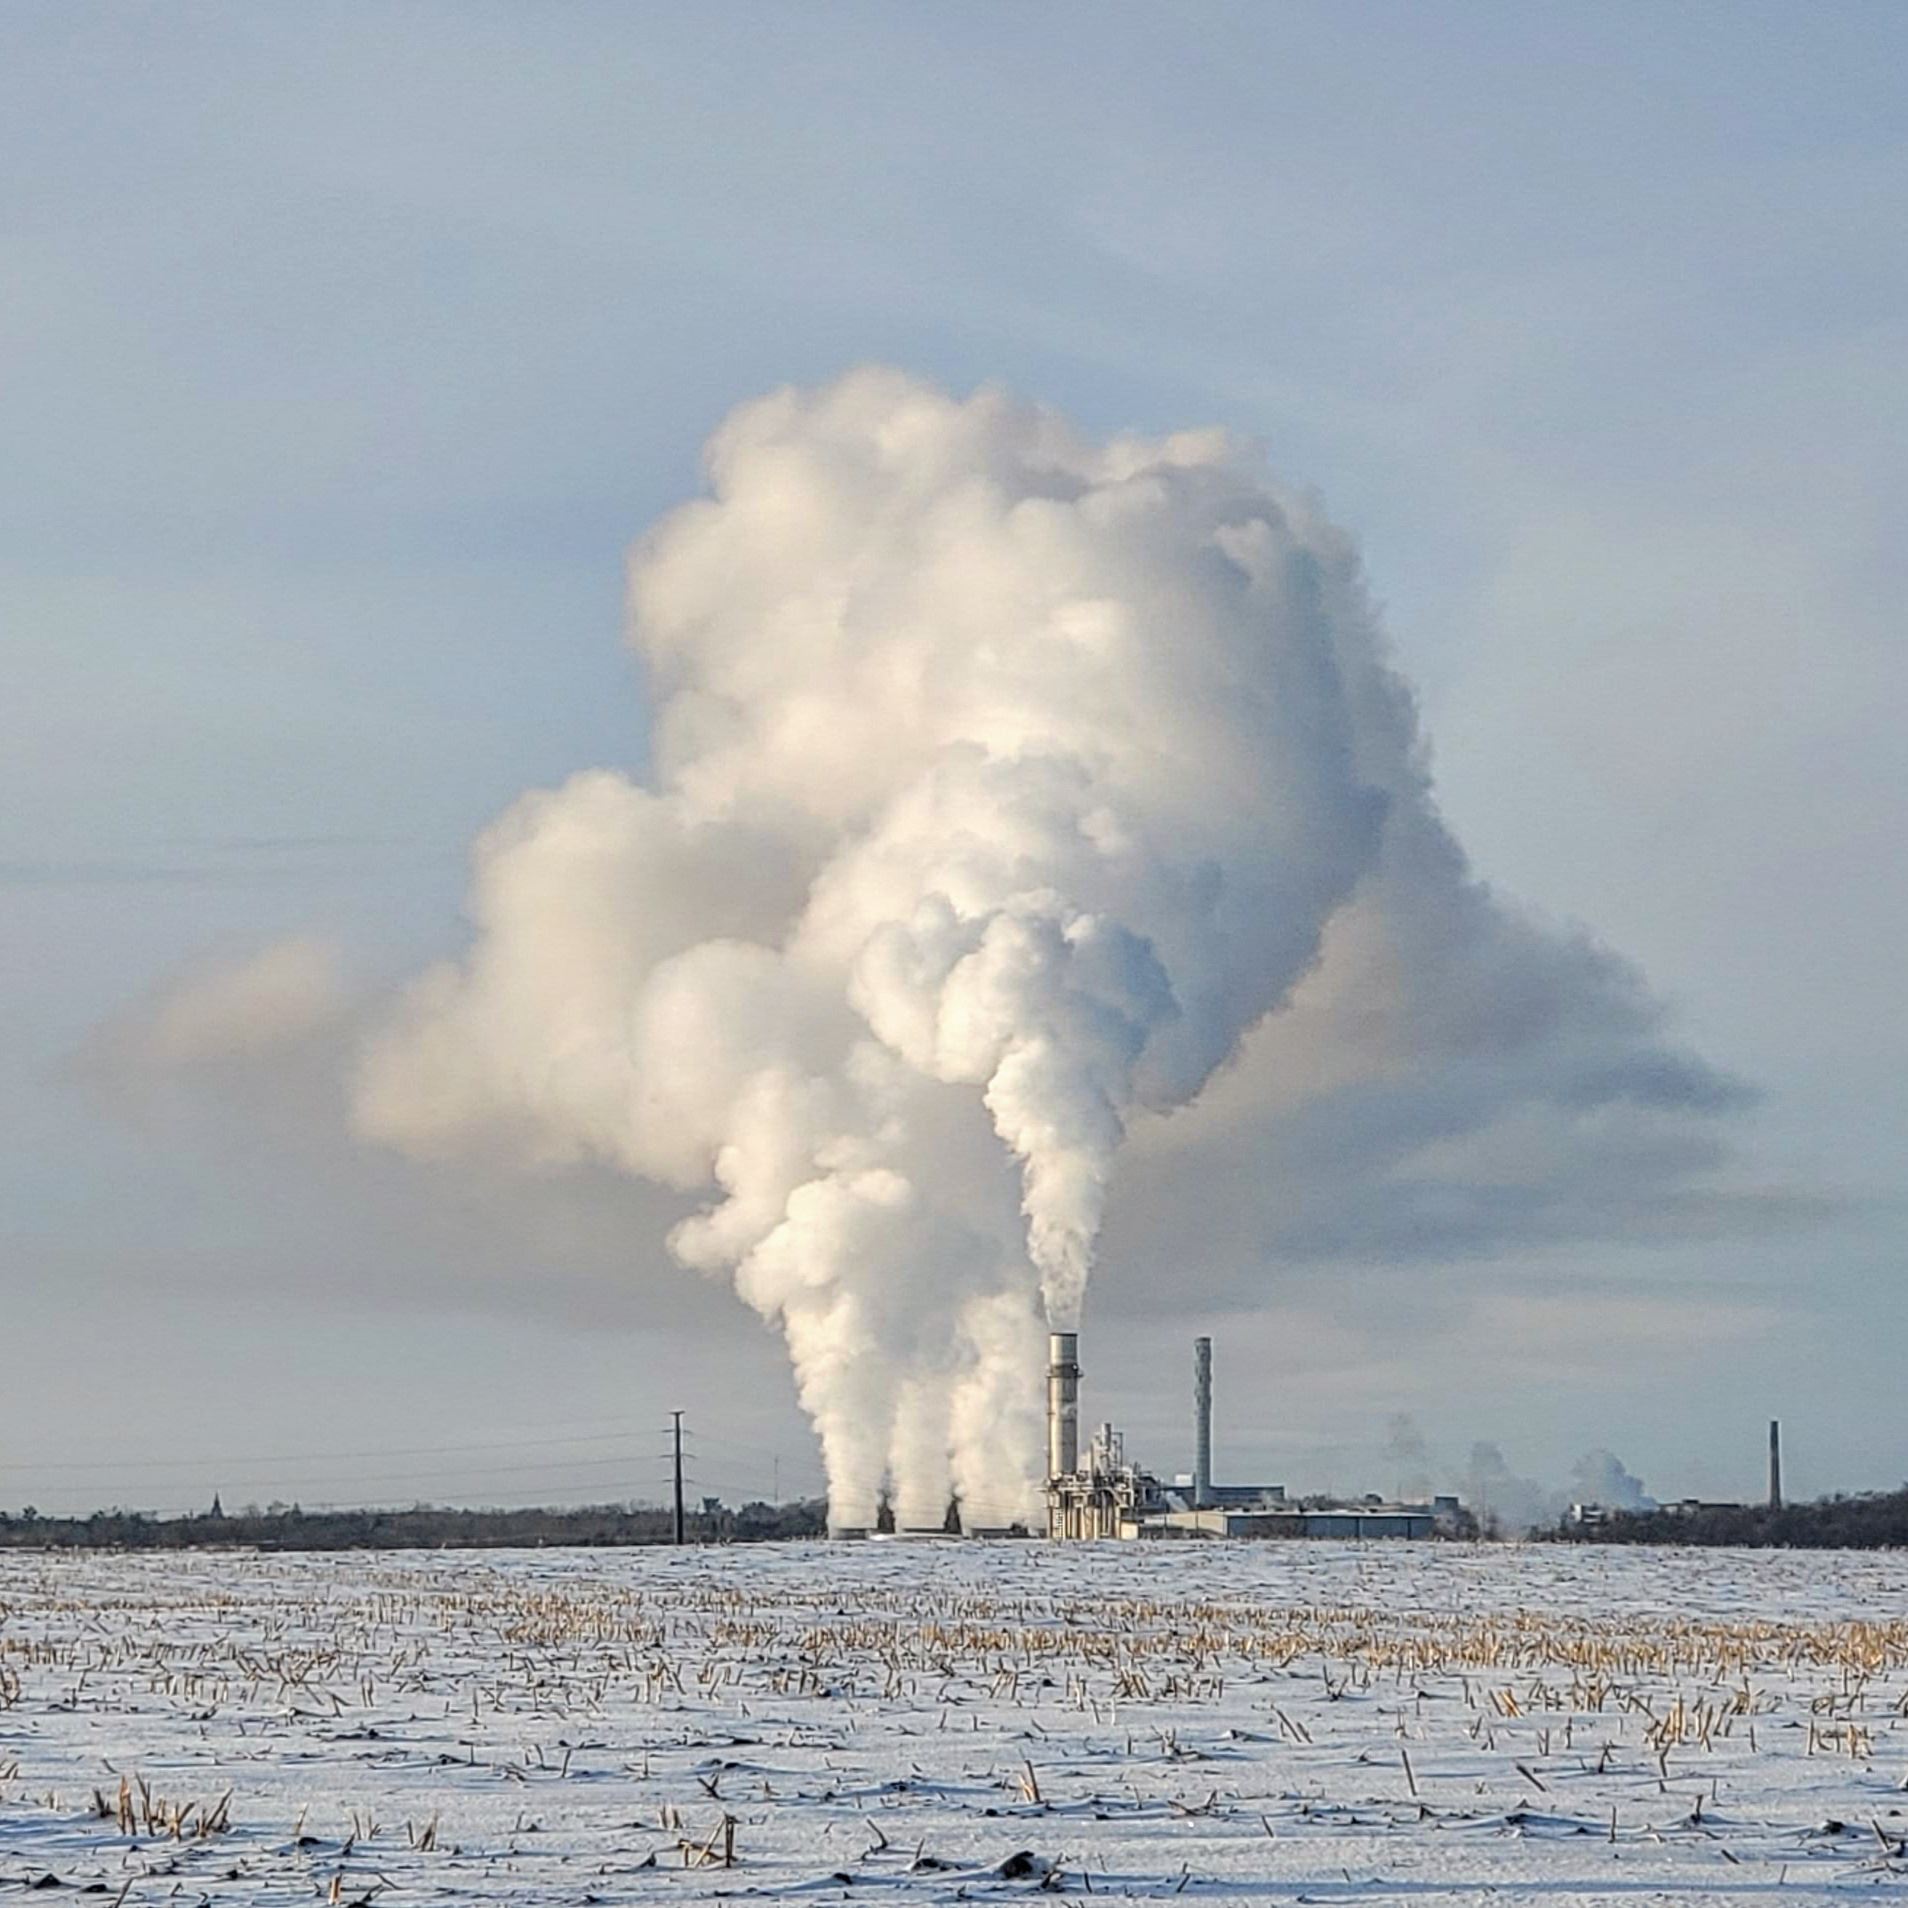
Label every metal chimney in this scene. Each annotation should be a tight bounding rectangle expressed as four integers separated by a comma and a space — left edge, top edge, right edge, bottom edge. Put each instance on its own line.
1193, 1336, 1214, 1507
1768, 1419, 1782, 1510
1047, 1331, 1080, 1481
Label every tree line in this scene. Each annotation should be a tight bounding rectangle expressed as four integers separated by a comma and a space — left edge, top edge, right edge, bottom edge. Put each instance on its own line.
0, 1498, 829, 1550
1550, 1487, 1908, 1548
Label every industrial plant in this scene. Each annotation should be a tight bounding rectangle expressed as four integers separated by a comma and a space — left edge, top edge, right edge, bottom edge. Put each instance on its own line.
1042, 1331, 1463, 1541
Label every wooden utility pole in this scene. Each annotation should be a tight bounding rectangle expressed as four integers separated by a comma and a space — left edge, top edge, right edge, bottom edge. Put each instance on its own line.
672, 1411, 686, 1545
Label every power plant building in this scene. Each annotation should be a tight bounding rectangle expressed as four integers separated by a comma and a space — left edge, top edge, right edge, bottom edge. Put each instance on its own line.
1044, 1331, 1461, 1541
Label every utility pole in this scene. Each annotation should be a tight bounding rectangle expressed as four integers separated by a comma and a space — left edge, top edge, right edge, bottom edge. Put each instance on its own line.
671, 1411, 686, 1546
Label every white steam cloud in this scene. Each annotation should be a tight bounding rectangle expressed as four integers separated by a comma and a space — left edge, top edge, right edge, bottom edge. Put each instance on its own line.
91, 938, 347, 1071
353, 369, 1735, 1529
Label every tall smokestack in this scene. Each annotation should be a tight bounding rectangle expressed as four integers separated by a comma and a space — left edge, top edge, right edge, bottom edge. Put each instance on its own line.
1193, 1336, 1213, 1507
1047, 1331, 1080, 1481
1768, 1419, 1782, 1511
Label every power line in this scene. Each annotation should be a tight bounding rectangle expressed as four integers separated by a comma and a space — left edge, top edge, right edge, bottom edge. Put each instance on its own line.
0, 1454, 664, 1500
0, 1421, 661, 1474
3, 1419, 1040, 1525
207, 1484, 670, 1514
671, 1412, 686, 1546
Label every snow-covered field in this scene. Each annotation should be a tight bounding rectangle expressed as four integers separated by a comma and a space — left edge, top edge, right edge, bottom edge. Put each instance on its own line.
4, 1542, 1908, 1903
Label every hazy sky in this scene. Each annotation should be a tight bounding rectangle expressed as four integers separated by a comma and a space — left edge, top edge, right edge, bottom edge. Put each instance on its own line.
5, 4, 1903, 1518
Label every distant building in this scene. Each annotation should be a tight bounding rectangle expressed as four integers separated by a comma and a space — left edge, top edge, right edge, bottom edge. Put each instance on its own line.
1042, 1337, 1466, 1543
1136, 1503, 1440, 1540
1047, 1422, 1170, 1540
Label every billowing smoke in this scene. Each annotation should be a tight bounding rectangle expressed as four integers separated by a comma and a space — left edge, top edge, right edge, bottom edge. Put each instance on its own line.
1570, 1447, 1655, 1512
1331, 1418, 1661, 1534
352, 368, 1729, 1529
1384, 1411, 1436, 1502
1465, 1440, 1557, 1536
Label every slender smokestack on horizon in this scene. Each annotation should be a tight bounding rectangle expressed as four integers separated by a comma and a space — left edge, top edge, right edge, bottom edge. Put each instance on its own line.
1193, 1336, 1213, 1508
1047, 1331, 1080, 1481
1769, 1419, 1782, 1511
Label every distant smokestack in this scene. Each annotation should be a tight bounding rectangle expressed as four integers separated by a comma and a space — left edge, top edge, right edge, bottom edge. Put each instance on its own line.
1047, 1331, 1080, 1481
1193, 1336, 1213, 1507
1768, 1419, 1782, 1511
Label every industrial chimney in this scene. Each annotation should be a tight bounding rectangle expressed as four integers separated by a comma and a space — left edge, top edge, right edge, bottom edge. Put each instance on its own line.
1047, 1331, 1080, 1481
1768, 1419, 1782, 1511
1193, 1336, 1213, 1507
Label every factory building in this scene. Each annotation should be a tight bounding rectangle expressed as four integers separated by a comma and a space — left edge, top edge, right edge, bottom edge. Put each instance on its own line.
1140, 1500, 1448, 1540
1044, 1331, 1462, 1541
1045, 1419, 1169, 1540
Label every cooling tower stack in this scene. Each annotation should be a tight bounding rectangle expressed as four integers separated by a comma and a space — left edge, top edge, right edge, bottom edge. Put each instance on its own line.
1047, 1332, 1081, 1481
1193, 1336, 1214, 1508
1769, 1419, 1782, 1511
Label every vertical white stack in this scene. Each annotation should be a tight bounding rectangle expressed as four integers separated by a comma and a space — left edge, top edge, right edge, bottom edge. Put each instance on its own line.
1193, 1336, 1214, 1508
1047, 1331, 1080, 1482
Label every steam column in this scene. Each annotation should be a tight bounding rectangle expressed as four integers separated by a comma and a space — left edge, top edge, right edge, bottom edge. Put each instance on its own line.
1047, 1332, 1080, 1483
1193, 1336, 1214, 1508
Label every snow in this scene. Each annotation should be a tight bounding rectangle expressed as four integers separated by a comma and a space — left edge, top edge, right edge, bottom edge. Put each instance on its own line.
5, 1540, 1908, 1902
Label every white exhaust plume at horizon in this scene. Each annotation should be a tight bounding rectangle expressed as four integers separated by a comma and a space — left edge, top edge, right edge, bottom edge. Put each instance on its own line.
352, 368, 1730, 1530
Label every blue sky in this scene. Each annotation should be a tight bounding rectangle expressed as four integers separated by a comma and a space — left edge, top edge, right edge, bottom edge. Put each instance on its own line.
4, 3, 1903, 1516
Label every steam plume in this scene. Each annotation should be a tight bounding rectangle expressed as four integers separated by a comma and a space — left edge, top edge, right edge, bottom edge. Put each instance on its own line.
354, 369, 1729, 1527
